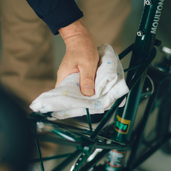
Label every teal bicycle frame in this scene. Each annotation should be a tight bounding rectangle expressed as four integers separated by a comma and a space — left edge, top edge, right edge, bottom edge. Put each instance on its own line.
112, 0, 164, 144
31, 1, 171, 171
80, 0, 168, 170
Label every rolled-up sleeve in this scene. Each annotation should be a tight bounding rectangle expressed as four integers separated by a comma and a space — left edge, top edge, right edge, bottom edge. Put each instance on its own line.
26, 0, 83, 35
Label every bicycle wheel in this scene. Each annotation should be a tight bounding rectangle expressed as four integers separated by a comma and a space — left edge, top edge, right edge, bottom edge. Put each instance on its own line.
0, 86, 33, 170
156, 79, 171, 154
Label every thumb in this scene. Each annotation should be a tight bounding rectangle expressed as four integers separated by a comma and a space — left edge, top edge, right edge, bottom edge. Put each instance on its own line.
80, 71, 95, 96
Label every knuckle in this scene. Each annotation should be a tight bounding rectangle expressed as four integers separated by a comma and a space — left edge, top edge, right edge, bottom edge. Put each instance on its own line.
81, 76, 94, 86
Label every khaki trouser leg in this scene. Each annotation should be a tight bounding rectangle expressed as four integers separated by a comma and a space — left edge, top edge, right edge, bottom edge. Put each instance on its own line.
0, 0, 56, 113
78, 0, 131, 54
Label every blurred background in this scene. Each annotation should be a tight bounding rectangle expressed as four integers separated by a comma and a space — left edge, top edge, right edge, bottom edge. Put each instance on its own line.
0, 0, 171, 170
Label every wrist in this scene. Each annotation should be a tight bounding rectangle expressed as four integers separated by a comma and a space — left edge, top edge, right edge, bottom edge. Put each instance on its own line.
58, 19, 92, 45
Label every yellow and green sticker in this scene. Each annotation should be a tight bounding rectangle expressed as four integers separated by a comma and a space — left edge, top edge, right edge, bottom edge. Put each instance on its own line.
114, 115, 131, 134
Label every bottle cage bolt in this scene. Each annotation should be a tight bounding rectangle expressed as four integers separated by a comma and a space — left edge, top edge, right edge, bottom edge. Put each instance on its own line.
145, 0, 152, 5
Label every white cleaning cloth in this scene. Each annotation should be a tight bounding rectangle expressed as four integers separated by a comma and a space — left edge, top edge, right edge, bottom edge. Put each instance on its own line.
30, 44, 129, 120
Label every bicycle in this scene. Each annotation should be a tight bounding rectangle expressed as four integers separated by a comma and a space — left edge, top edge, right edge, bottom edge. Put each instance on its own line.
1, 0, 171, 171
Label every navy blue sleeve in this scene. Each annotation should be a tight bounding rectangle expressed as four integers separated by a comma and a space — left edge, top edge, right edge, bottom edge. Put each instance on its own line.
26, 0, 83, 35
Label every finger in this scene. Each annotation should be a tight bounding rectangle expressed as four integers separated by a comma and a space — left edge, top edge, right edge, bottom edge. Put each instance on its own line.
55, 66, 79, 88
79, 68, 96, 96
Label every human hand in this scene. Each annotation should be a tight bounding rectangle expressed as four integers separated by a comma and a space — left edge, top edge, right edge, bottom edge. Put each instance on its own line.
55, 19, 99, 96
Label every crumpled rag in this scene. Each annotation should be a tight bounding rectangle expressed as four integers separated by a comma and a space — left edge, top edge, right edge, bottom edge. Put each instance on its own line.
30, 44, 129, 119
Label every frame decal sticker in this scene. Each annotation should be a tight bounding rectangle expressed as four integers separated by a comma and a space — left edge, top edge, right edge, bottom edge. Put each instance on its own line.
114, 115, 131, 134
151, 0, 164, 34
106, 150, 126, 168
